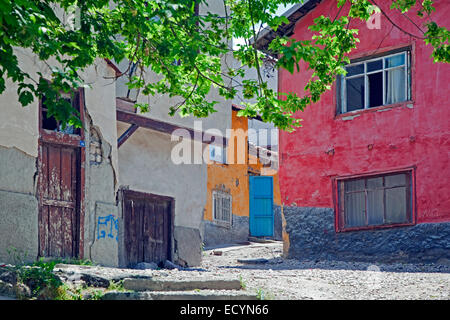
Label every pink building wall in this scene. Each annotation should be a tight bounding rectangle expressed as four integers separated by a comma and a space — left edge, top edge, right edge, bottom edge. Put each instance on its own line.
278, 1, 450, 225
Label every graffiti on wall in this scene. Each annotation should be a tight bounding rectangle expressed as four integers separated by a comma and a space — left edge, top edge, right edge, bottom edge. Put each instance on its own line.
97, 214, 119, 242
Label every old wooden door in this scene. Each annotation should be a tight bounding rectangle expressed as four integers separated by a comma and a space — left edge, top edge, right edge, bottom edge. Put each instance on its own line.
123, 191, 173, 267
39, 144, 80, 258
38, 90, 84, 258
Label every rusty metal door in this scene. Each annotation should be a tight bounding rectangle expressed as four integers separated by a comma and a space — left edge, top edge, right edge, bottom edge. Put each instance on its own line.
38, 143, 80, 258
123, 191, 172, 267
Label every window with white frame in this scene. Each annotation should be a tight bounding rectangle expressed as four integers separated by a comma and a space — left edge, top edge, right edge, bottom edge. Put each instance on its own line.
338, 50, 411, 114
212, 191, 232, 225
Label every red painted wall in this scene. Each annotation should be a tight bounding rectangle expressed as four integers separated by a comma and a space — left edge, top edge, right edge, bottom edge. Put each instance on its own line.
278, 1, 450, 224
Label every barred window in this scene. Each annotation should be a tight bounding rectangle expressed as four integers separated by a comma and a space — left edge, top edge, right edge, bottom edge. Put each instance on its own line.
212, 191, 232, 225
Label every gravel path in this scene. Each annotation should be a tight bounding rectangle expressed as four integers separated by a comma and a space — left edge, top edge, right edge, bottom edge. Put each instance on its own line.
199, 241, 450, 300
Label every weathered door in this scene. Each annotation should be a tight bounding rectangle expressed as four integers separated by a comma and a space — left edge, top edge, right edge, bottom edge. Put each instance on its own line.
123, 191, 172, 267
38, 143, 80, 258
38, 90, 84, 259
249, 176, 274, 237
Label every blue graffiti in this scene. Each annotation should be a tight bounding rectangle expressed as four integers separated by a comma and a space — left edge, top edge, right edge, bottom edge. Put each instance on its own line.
97, 215, 119, 242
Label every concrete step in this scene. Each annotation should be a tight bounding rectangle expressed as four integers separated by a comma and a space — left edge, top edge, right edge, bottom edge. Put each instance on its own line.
248, 237, 275, 243
123, 277, 242, 292
102, 290, 258, 300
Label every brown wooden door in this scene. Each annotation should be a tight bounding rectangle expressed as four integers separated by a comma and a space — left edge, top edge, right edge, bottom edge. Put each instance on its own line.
123, 191, 172, 267
38, 143, 80, 258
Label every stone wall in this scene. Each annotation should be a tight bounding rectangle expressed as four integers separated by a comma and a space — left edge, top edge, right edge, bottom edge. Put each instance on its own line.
273, 205, 283, 241
283, 206, 450, 263
202, 215, 249, 247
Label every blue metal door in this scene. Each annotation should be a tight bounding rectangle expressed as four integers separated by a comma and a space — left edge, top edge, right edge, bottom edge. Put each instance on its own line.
249, 176, 274, 237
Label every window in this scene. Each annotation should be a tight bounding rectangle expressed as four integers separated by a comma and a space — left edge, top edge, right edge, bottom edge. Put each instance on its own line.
209, 145, 226, 163
212, 191, 232, 225
41, 91, 81, 135
337, 171, 413, 231
338, 50, 411, 114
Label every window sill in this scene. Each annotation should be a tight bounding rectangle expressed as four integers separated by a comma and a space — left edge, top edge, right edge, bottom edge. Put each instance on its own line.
335, 100, 414, 121
40, 129, 82, 147
337, 221, 415, 233
212, 219, 232, 229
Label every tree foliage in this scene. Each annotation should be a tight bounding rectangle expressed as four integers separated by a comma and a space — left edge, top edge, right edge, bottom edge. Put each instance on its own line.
0, 0, 448, 131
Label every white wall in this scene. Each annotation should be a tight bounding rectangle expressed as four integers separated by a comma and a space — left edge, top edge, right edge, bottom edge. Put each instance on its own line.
117, 122, 207, 230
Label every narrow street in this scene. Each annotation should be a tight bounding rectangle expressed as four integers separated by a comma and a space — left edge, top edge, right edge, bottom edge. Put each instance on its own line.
1, 240, 449, 300
201, 241, 450, 300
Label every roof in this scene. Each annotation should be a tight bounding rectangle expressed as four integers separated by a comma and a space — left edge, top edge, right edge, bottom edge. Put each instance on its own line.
253, 0, 322, 56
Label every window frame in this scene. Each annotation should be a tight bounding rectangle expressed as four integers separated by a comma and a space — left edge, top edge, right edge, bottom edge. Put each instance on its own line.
39, 87, 85, 148
334, 168, 416, 232
338, 48, 412, 115
212, 190, 232, 227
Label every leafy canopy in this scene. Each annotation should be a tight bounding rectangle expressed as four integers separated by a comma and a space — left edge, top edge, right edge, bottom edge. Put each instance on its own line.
0, 0, 448, 131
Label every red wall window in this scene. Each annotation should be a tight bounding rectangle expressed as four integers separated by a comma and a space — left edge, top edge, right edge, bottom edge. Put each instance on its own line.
336, 169, 415, 232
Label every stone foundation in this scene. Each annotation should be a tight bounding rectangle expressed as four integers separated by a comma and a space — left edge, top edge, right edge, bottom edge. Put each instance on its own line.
202, 215, 250, 247
283, 206, 450, 263
273, 205, 283, 241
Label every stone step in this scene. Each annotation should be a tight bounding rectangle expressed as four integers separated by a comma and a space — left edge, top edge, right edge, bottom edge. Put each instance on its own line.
102, 290, 258, 300
123, 277, 242, 292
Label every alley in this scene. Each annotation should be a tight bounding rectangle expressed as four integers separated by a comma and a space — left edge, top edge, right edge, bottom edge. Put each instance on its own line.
201, 241, 450, 300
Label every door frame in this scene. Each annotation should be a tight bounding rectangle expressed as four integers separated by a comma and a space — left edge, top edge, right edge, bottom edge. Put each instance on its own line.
37, 88, 86, 259
121, 189, 175, 266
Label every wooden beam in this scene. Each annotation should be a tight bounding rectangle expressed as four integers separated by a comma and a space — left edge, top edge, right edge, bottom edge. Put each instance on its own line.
116, 98, 227, 146
117, 97, 137, 113
118, 123, 139, 148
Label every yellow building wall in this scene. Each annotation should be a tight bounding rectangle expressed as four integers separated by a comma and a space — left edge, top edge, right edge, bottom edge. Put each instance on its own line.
204, 110, 281, 222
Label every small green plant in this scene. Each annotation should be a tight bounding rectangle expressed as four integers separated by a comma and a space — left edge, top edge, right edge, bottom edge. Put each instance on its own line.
15, 262, 63, 299
255, 288, 274, 300
256, 288, 264, 300
108, 280, 125, 292
88, 289, 105, 300
10, 257, 93, 300
239, 275, 247, 290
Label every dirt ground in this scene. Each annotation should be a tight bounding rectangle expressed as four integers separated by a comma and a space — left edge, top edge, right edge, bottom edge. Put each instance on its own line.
201, 241, 450, 300
1, 240, 448, 300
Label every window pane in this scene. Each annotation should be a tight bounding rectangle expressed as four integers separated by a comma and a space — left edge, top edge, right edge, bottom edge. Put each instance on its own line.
385, 53, 405, 68
385, 174, 406, 187
346, 64, 364, 77
222, 197, 231, 222
345, 179, 365, 192
368, 72, 383, 108
385, 187, 408, 224
385, 67, 406, 105
367, 59, 382, 72
346, 76, 365, 111
367, 189, 384, 225
213, 196, 219, 220
42, 110, 59, 131
345, 192, 366, 228
367, 177, 383, 189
